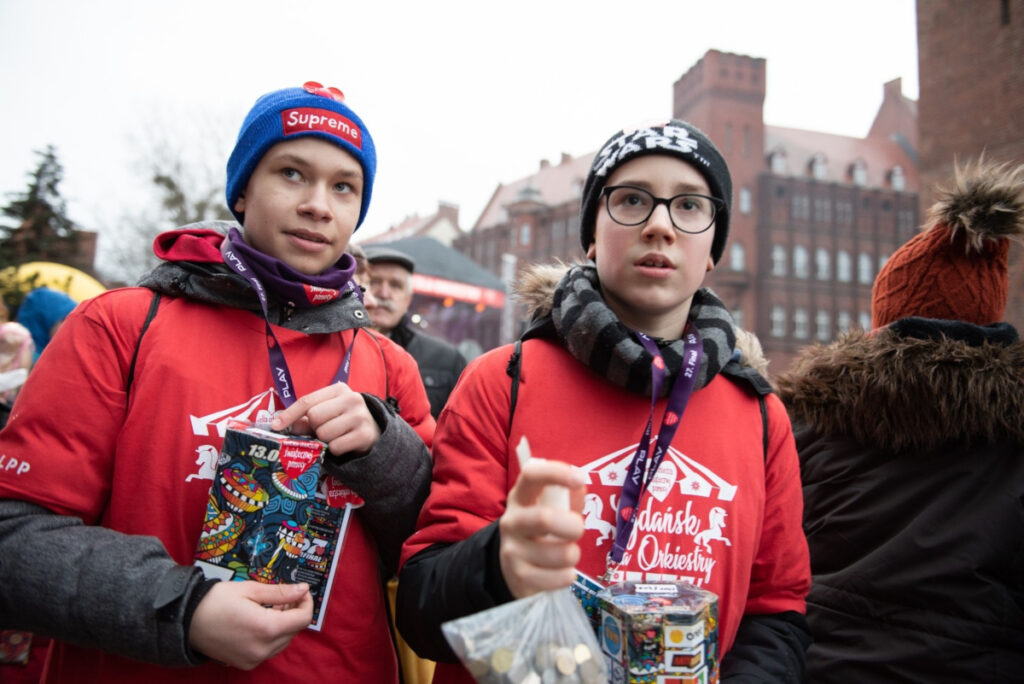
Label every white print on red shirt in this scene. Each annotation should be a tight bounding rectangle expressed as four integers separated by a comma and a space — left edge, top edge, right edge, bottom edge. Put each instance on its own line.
184, 388, 281, 483
578, 442, 736, 586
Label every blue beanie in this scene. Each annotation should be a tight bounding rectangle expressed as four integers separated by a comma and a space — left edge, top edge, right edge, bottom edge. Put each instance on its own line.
226, 81, 377, 229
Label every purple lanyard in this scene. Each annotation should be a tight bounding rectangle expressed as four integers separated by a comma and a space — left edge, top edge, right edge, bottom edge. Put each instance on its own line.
608, 327, 702, 565
220, 242, 356, 408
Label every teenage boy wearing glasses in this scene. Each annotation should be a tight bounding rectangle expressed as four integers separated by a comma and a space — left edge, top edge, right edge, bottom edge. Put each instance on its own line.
397, 120, 812, 682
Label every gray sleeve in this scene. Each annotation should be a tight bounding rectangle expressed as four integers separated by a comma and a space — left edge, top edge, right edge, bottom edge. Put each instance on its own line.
0, 498, 206, 667
324, 393, 432, 575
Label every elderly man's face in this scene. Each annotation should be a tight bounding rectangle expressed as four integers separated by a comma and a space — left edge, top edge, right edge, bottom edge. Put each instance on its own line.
366, 261, 413, 333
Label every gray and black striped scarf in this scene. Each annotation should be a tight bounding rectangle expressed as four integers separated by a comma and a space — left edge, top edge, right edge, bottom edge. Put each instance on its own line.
550, 264, 737, 396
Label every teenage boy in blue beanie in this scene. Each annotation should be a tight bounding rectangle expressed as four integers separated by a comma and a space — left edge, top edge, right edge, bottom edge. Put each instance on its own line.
0, 82, 434, 682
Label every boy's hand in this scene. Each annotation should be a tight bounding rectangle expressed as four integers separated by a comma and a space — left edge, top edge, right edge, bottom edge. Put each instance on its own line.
270, 383, 382, 457
188, 581, 313, 669
498, 459, 587, 599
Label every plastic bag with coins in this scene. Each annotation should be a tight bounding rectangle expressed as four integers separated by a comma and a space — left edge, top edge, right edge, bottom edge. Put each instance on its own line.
441, 437, 607, 684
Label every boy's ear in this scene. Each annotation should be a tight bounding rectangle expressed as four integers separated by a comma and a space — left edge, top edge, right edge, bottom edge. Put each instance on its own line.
234, 193, 246, 214
586, 244, 596, 260
706, 256, 715, 273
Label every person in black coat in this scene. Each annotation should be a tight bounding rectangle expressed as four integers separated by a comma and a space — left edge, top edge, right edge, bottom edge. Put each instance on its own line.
775, 159, 1024, 682
363, 245, 466, 419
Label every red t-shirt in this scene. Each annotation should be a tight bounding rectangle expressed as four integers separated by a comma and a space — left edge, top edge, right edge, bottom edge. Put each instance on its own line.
0, 288, 433, 683
403, 338, 810, 684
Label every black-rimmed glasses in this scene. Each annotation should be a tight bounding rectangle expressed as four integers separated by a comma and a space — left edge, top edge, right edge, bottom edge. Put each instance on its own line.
602, 185, 723, 234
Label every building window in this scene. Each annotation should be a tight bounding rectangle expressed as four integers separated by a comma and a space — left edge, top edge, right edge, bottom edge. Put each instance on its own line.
837, 311, 852, 333
729, 243, 745, 271
836, 200, 853, 225
771, 306, 787, 337
770, 151, 788, 174
813, 197, 832, 223
793, 308, 809, 339
520, 223, 531, 246
890, 165, 906, 191
732, 308, 744, 329
858, 252, 873, 284
850, 160, 868, 186
739, 187, 751, 214
771, 245, 787, 276
810, 153, 828, 181
815, 248, 831, 280
816, 310, 831, 342
837, 250, 852, 282
793, 245, 809, 278
859, 311, 872, 330
791, 194, 810, 220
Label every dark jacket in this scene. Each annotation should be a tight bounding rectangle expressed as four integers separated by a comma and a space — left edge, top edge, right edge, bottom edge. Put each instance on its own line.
389, 314, 466, 419
775, 317, 1024, 683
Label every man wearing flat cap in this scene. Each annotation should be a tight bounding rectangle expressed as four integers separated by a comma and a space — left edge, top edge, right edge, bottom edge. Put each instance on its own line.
363, 245, 466, 419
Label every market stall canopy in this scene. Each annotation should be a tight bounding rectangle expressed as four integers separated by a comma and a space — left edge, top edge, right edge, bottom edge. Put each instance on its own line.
3, 261, 107, 302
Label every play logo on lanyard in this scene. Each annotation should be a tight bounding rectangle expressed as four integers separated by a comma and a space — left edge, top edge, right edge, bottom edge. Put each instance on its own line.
282, 107, 362, 149
303, 284, 340, 306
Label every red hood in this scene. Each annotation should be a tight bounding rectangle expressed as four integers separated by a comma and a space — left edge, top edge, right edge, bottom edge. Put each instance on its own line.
153, 228, 226, 263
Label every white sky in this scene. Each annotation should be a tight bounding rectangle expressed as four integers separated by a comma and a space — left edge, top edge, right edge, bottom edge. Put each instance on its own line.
0, 0, 918, 259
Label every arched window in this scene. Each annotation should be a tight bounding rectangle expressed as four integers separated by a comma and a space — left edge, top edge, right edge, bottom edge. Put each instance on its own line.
771, 245, 787, 276
793, 245, 809, 278
729, 243, 746, 271
850, 159, 868, 186
771, 306, 786, 337
890, 165, 906, 191
837, 250, 852, 282
837, 311, 852, 333
793, 308, 809, 339
770, 150, 788, 174
858, 252, 873, 284
520, 223, 531, 246
816, 310, 831, 342
815, 248, 831, 280
810, 153, 828, 181
739, 187, 752, 214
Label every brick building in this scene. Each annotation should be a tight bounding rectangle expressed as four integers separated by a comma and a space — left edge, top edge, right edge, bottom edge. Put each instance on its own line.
916, 0, 1024, 329
456, 49, 919, 373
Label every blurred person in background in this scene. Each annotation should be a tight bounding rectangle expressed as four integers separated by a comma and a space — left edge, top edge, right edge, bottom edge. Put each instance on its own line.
364, 245, 466, 419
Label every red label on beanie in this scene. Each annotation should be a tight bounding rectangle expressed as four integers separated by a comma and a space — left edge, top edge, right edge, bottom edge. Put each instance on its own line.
281, 107, 362, 149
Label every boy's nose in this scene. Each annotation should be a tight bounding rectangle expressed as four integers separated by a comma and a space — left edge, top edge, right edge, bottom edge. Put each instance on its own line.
299, 183, 333, 221
641, 203, 676, 241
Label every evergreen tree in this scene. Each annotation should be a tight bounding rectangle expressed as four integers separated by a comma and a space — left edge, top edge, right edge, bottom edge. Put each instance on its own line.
0, 146, 80, 312
0, 146, 79, 270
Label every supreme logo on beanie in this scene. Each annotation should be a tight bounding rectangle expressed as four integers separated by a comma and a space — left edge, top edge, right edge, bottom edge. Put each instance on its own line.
226, 81, 377, 229
871, 159, 1024, 328
579, 120, 733, 263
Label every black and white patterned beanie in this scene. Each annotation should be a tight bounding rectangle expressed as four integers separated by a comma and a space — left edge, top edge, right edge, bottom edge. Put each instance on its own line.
579, 120, 733, 263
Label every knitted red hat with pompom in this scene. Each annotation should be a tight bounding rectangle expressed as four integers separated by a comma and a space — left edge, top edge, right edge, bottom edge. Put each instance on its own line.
871, 160, 1024, 329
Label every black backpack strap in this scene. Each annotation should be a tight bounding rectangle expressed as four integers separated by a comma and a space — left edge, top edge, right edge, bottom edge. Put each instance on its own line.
126, 292, 162, 400
505, 339, 523, 433
758, 394, 768, 462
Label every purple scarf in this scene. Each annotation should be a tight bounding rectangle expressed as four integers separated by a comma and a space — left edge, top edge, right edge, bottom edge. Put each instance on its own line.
222, 227, 359, 307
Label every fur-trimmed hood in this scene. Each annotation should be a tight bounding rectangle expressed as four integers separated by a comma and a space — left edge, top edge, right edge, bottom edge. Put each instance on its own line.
513, 261, 770, 376
775, 322, 1024, 454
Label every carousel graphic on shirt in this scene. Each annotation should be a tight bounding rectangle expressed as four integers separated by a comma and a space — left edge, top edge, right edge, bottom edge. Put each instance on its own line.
578, 442, 736, 588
